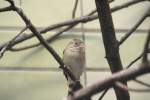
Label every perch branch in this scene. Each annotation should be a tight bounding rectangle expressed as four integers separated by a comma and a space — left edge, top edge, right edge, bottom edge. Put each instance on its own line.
67, 63, 150, 100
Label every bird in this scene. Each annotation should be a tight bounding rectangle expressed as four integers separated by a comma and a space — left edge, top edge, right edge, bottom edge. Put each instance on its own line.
63, 38, 85, 92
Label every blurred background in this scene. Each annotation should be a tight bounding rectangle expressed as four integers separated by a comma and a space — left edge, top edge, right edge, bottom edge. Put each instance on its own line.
0, 0, 150, 100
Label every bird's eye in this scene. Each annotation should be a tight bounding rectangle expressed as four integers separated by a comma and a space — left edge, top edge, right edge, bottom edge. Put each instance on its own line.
74, 42, 79, 46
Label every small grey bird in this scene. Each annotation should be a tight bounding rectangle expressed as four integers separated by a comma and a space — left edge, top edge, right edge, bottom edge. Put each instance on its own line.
63, 39, 91, 100
63, 38, 85, 86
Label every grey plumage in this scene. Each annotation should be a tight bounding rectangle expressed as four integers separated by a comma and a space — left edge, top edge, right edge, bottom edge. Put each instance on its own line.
63, 38, 85, 84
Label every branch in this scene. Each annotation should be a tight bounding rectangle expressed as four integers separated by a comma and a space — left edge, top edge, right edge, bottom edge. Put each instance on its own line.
133, 79, 150, 88
67, 63, 150, 100
142, 28, 150, 62
98, 89, 109, 100
124, 27, 150, 68
0, 0, 148, 51
10, 24, 77, 51
0, 6, 13, 12
95, 0, 130, 100
115, 82, 150, 92
5, 0, 14, 6
126, 52, 143, 68
4, 0, 77, 82
127, 88, 150, 92
76, 0, 150, 19
119, 8, 150, 45
0, 26, 28, 59
126, 48, 150, 69
72, 0, 79, 18
0, 14, 97, 51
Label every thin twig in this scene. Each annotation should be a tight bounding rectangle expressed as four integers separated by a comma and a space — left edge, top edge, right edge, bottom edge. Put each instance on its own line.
72, 0, 79, 18
5, 0, 14, 6
0, 0, 148, 52
115, 82, 150, 92
119, 8, 150, 45
10, 24, 77, 51
0, 15, 97, 51
10, 33, 149, 52
142, 28, 150, 62
133, 79, 150, 88
111, 0, 149, 12
88, 9, 97, 16
0, 26, 28, 59
10, 42, 40, 51
128, 88, 150, 92
3, 0, 147, 52
126, 52, 143, 68
98, 89, 109, 100
0, 6, 13, 12
126, 48, 150, 69
85, 0, 150, 17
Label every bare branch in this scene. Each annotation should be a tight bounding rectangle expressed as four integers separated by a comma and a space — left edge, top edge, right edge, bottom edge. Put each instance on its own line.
0, 26, 28, 59
95, 0, 130, 100
0, 1, 150, 99
119, 8, 150, 45
88, 10, 97, 16
115, 82, 150, 92
98, 89, 109, 100
5, 0, 14, 6
0, 15, 97, 51
67, 63, 150, 100
133, 79, 150, 88
142, 28, 150, 62
128, 88, 150, 92
4, 0, 77, 82
126, 52, 143, 68
72, 0, 79, 18
86, 0, 150, 17
10, 24, 77, 51
10, 43, 40, 51
0, 6, 13, 12
126, 48, 150, 69
0, 0, 148, 52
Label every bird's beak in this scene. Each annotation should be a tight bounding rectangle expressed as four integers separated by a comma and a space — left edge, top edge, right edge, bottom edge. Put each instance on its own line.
79, 43, 85, 48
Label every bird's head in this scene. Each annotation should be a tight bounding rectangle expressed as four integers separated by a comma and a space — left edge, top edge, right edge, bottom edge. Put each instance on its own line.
69, 38, 85, 49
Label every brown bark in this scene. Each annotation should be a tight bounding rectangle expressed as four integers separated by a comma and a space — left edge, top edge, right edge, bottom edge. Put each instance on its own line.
95, 0, 130, 100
